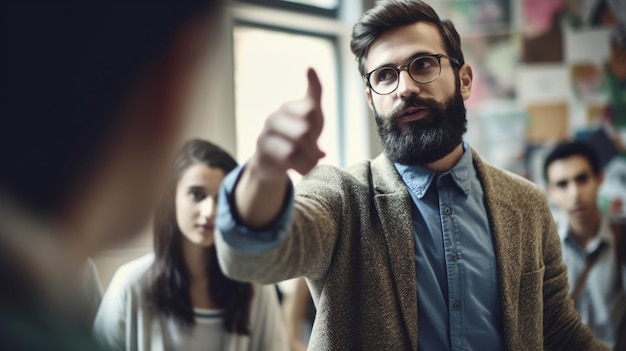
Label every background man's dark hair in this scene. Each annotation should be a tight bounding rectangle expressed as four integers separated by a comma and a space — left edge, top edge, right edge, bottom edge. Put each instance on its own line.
0, 1, 221, 216
543, 141, 603, 181
350, 0, 465, 77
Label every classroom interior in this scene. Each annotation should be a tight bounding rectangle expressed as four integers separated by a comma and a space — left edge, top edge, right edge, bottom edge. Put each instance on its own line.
92, 0, 626, 293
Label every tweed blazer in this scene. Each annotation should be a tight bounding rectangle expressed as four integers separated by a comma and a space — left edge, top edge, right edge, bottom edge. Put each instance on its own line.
216, 151, 609, 350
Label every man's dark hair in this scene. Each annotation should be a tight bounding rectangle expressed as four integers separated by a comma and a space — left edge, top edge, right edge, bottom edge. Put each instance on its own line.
0, 1, 221, 216
543, 141, 603, 182
350, 0, 465, 77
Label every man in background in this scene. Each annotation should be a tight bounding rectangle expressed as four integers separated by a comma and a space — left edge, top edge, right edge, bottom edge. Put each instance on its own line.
0, 1, 222, 349
544, 141, 626, 350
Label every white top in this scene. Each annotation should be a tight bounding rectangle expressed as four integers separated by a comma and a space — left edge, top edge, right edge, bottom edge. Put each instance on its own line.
93, 253, 289, 351
166, 308, 225, 351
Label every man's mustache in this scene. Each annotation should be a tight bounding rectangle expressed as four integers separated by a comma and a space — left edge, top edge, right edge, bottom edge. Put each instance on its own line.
388, 96, 445, 124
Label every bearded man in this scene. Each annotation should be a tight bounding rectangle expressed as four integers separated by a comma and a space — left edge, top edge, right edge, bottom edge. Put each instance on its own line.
215, 0, 608, 350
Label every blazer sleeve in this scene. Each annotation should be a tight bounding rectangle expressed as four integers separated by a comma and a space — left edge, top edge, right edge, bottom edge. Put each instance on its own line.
216, 164, 346, 284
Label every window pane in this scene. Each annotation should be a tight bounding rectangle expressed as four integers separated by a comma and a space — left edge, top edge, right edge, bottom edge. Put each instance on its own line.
233, 25, 340, 177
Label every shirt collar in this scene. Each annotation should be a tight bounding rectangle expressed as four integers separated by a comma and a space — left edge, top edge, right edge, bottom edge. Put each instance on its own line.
394, 141, 473, 199
562, 215, 614, 254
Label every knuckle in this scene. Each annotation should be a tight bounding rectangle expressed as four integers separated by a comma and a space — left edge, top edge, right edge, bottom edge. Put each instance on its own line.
262, 115, 278, 133
278, 100, 295, 112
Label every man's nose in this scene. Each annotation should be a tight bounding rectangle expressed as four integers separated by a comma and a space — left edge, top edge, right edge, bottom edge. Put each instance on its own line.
569, 183, 581, 200
395, 70, 421, 100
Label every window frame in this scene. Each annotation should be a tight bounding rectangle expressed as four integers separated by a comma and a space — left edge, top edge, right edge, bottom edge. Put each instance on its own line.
237, 0, 339, 18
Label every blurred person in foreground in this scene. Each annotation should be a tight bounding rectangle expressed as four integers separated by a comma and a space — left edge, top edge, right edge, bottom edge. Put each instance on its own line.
544, 141, 626, 350
215, 0, 609, 349
93, 140, 288, 351
0, 1, 223, 349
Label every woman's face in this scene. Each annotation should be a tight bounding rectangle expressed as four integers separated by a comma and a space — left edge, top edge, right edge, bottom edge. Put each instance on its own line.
175, 163, 225, 247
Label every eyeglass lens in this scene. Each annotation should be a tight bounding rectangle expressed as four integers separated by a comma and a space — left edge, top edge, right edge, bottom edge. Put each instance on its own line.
369, 56, 441, 95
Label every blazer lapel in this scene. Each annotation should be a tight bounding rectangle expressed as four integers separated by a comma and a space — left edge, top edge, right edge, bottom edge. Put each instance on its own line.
371, 155, 418, 350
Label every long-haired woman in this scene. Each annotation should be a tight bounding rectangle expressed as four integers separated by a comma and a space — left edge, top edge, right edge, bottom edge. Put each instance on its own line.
94, 139, 288, 351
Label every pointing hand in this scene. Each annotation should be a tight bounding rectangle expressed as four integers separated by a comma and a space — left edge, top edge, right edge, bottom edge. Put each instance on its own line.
252, 68, 326, 181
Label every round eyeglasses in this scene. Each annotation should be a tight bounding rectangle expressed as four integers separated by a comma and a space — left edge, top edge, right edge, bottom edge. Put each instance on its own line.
363, 54, 461, 95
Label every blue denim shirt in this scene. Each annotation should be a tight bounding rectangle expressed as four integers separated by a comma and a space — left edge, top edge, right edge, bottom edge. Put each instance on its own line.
216, 165, 293, 255
394, 143, 503, 350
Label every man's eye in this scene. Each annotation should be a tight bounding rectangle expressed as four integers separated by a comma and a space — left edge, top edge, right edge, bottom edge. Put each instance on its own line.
575, 174, 589, 184
412, 57, 435, 70
374, 69, 396, 83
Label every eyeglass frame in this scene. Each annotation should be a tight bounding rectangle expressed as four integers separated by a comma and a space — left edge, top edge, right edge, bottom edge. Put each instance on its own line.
363, 53, 461, 95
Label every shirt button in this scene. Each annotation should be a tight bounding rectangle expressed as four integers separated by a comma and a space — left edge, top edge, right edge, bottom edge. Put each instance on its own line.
451, 252, 459, 261
453, 301, 461, 310
444, 207, 452, 215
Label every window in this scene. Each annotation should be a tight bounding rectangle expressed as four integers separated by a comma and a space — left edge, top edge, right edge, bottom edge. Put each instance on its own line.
233, 24, 341, 176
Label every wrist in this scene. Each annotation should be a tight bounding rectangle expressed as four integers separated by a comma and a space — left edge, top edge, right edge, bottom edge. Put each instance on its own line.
247, 152, 289, 185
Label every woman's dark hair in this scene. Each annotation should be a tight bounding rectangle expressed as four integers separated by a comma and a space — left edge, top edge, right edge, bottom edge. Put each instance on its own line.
149, 139, 253, 334
350, 0, 465, 77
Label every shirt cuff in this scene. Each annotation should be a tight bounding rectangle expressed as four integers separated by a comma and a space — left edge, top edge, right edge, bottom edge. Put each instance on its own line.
216, 165, 294, 255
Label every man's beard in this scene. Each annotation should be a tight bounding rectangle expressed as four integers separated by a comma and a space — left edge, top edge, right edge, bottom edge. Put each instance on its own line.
374, 88, 467, 166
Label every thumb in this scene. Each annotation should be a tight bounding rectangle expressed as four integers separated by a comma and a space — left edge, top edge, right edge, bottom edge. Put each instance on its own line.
305, 68, 322, 105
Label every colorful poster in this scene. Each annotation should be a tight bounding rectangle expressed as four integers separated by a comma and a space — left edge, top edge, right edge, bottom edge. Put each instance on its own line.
448, 0, 510, 33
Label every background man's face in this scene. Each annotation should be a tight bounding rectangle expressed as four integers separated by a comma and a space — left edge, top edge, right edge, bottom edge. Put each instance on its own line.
364, 22, 471, 165
547, 155, 603, 221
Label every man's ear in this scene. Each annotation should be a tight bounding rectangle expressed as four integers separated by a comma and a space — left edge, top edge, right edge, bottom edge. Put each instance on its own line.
598, 171, 605, 186
545, 183, 555, 200
365, 88, 374, 111
458, 64, 473, 101
544, 171, 554, 197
